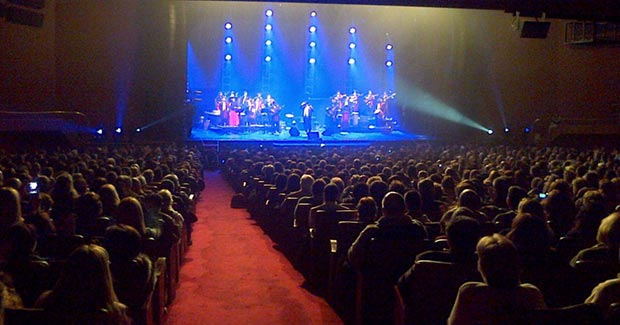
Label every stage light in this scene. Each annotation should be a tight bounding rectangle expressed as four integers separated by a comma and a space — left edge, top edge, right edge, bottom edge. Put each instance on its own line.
136, 128, 142, 133
310, 11, 317, 17
386, 44, 393, 50
224, 36, 233, 44
225, 54, 232, 61
487, 129, 494, 135
265, 55, 272, 62
349, 27, 356, 34
504, 127, 510, 133
385, 60, 393, 67
265, 9, 273, 17
309, 41, 316, 48
265, 39, 272, 46
349, 42, 356, 49
309, 25, 317, 33
265, 24, 272, 31
348, 58, 356, 65
224, 22, 232, 30
309, 58, 316, 64
115, 127, 122, 134
96, 128, 104, 135
524, 127, 531, 133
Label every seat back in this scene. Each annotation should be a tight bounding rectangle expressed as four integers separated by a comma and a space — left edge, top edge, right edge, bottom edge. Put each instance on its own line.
293, 202, 312, 230
408, 260, 481, 325
521, 303, 604, 325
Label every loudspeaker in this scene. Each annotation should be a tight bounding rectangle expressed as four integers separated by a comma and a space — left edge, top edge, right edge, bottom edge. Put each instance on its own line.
289, 126, 300, 137
308, 131, 320, 141
521, 21, 551, 39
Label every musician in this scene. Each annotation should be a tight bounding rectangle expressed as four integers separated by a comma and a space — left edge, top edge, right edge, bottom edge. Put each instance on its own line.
301, 101, 313, 133
227, 91, 240, 126
349, 90, 360, 126
266, 94, 280, 133
374, 91, 396, 127
364, 90, 377, 115
215, 92, 228, 126
239, 90, 251, 126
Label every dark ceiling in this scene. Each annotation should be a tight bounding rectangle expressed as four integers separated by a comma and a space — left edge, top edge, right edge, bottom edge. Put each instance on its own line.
230, 0, 620, 21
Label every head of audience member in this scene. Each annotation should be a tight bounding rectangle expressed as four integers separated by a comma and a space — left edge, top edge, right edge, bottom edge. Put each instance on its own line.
299, 174, 315, 194
595, 212, 620, 250
507, 212, 553, 256
506, 186, 527, 211
42, 244, 124, 315
99, 184, 120, 218
5, 222, 36, 261
458, 189, 482, 212
284, 173, 301, 194
103, 224, 142, 264
381, 191, 407, 218
357, 196, 378, 223
74, 192, 103, 236
116, 197, 147, 236
446, 216, 481, 257
158, 189, 175, 211
477, 234, 521, 290
0, 187, 23, 235
323, 183, 340, 203
351, 182, 370, 204
369, 180, 389, 212
517, 197, 545, 220
404, 190, 422, 215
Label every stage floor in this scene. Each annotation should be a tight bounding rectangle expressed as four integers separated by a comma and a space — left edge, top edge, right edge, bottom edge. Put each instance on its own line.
189, 125, 428, 145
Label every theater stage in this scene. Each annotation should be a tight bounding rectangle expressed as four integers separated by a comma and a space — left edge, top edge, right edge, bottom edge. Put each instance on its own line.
188, 124, 428, 145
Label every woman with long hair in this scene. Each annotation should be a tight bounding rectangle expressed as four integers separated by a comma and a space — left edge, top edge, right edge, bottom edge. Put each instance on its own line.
35, 244, 130, 324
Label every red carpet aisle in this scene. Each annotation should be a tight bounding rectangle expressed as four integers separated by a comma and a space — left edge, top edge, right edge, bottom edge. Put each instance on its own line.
167, 171, 343, 324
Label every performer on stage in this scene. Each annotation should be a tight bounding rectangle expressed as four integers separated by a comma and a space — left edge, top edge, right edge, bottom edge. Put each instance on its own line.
265, 94, 281, 133
215, 91, 228, 126
239, 90, 251, 126
349, 90, 360, 126
227, 91, 240, 126
301, 101, 313, 133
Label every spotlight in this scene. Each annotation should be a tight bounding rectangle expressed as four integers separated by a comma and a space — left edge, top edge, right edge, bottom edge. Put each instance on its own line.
265, 9, 273, 17
504, 127, 510, 133
265, 24, 272, 31
309, 41, 316, 48
349, 42, 356, 49
224, 22, 232, 30
487, 129, 494, 135
224, 54, 232, 61
225, 36, 233, 44
265, 55, 272, 62
309, 58, 316, 64
348, 58, 356, 65
309, 25, 317, 33
349, 27, 356, 34
386, 44, 393, 50
136, 128, 142, 133
265, 39, 272, 46
115, 127, 122, 134
310, 11, 317, 17
524, 127, 531, 134
96, 128, 104, 135
385, 60, 393, 67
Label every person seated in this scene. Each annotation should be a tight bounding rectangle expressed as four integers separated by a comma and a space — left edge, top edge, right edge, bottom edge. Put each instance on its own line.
493, 186, 527, 232
1, 222, 52, 307
405, 189, 432, 224
35, 244, 130, 324
103, 225, 153, 313
571, 212, 620, 269
585, 245, 620, 317
448, 234, 546, 324
308, 183, 350, 229
415, 216, 481, 265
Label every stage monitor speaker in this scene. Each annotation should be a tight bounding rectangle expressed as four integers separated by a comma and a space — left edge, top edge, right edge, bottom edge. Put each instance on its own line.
289, 126, 300, 137
521, 21, 551, 39
308, 131, 320, 141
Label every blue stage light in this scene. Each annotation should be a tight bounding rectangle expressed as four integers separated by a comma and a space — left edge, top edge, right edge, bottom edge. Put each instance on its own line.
504, 127, 510, 133
225, 54, 232, 61
310, 11, 317, 17
136, 128, 142, 133
385, 60, 393, 67
309, 25, 317, 33
524, 127, 531, 133
349, 27, 356, 34
265, 55, 272, 62
115, 127, 122, 134
487, 129, 494, 135
386, 44, 393, 50
349, 42, 356, 49
309, 58, 316, 64
265, 39, 272, 46
265, 9, 273, 17
265, 24, 272, 31
309, 41, 316, 48
348, 58, 356, 65
96, 128, 104, 135
225, 36, 233, 44
224, 22, 232, 30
